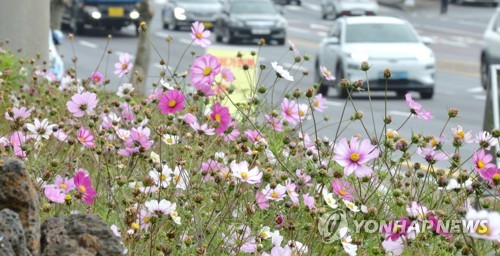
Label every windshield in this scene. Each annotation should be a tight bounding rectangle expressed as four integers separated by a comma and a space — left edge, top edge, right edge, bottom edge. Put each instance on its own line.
345, 23, 419, 43
230, 2, 277, 15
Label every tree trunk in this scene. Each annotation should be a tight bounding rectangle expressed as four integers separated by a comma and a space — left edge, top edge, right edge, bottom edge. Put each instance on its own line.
132, 0, 154, 97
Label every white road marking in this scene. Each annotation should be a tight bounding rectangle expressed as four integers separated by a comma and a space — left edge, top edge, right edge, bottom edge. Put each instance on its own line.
285, 5, 302, 11
154, 31, 172, 38
388, 111, 410, 117
310, 23, 330, 31
79, 40, 98, 49
325, 101, 344, 107
288, 27, 326, 37
467, 87, 484, 93
474, 95, 486, 100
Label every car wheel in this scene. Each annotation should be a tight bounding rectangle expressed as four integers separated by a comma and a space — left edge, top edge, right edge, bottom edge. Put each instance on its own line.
276, 38, 285, 45
481, 55, 490, 90
335, 65, 348, 99
419, 89, 434, 99
215, 32, 222, 42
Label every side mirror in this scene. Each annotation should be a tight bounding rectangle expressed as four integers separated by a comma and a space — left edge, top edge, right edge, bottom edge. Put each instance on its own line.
421, 36, 433, 45
325, 37, 339, 45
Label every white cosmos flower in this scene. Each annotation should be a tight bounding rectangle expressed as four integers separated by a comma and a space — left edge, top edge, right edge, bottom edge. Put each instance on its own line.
464, 208, 500, 240
271, 61, 294, 81
145, 199, 174, 215
162, 134, 179, 145
324, 193, 338, 209
170, 210, 181, 225
150, 151, 160, 164
116, 83, 135, 98
116, 129, 130, 141
149, 165, 172, 188
339, 227, 358, 256
343, 199, 360, 212
26, 118, 57, 140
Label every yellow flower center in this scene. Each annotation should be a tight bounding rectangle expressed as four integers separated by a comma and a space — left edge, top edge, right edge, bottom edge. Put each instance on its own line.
171, 211, 178, 217
431, 139, 437, 147
313, 101, 319, 107
387, 131, 394, 139
174, 175, 180, 182
457, 131, 465, 138
324, 70, 331, 76
241, 171, 248, 179
393, 224, 402, 233
476, 224, 490, 235
196, 32, 203, 39
60, 184, 67, 190
350, 153, 360, 162
203, 67, 212, 76
493, 173, 500, 181
285, 109, 292, 115
131, 222, 140, 230
477, 160, 485, 169
271, 191, 279, 198
121, 64, 128, 70
144, 216, 151, 223
342, 237, 347, 243
339, 189, 346, 196
215, 114, 221, 122
79, 185, 86, 193
167, 137, 173, 143
299, 110, 304, 117
64, 194, 72, 201
168, 100, 177, 107
79, 137, 86, 144
93, 77, 99, 82
160, 174, 167, 181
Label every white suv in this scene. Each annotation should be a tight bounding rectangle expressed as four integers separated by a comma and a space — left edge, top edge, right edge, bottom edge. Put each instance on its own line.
481, 8, 500, 90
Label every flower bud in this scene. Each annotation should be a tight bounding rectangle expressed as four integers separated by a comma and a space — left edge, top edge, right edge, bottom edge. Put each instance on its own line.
360, 61, 370, 71
383, 68, 391, 79
448, 107, 459, 118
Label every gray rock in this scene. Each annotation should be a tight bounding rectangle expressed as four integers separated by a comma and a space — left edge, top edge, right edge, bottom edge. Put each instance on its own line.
0, 158, 40, 255
0, 209, 32, 256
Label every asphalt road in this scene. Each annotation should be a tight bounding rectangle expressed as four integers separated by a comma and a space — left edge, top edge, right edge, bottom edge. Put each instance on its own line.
57, 0, 497, 167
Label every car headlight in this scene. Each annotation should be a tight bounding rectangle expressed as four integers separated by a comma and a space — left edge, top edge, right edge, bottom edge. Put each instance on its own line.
174, 7, 186, 20
83, 6, 101, 19
349, 52, 369, 62
130, 10, 140, 19
415, 50, 433, 61
230, 18, 245, 28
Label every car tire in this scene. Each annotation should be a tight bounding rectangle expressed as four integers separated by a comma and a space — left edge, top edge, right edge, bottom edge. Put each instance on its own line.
276, 38, 285, 45
216, 33, 222, 42
335, 65, 348, 99
481, 55, 490, 90
419, 89, 434, 99
163, 21, 169, 29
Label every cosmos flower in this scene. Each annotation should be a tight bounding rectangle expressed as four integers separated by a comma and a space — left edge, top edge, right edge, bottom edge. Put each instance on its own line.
451, 125, 473, 144
262, 184, 287, 201
114, 52, 133, 77
190, 121, 216, 136
333, 137, 380, 178
416, 146, 447, 164
43, 185, 66, 203
230, 160, 262, 184
149, 165, 172, 188
5, 106, 32, 121
210, 102, 231, 135
320, 66, 335, 81
405, 93, 431, 120
406, 201, 429, 221
331, 179, 355, 201
380, 216, 412, 241
26, 118, 57, 140
339, 227, 358, 256
66, 92, 98, 117
265, 114, 283, 132
90, 71, 103, 84
190, 54, 221, 87
222, 225, 257, 253
473, 149, 495, 174
190, 21, 211, 48
221, 67, 235, 82
145, 199, 176, 215
271, 61, 294, 81
281, 98, 300, 125
464, 208, 500, 240
480, 167, 500, 188
158, 89, 185, 114
475, 131, 498, 150
77, 127, 95, 147
312, 94, 327, 112
73, 170, 97, 204
116, 83, 135, 98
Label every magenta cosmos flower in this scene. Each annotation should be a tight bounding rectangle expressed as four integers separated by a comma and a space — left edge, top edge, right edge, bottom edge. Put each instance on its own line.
190, 21, 211, 48
66, 92, 98, 117
189, 54, 221, 87
77, 127, 95, 147
210, 102, 232, 134
221, 68, 235, 82
320, 66, 335, 81
74, 170, 97, 204
473, 148, 495, 174
90, 71, 103, 84
331, 178, 355, 201
158, 89, 185, 114
333, 137, 380, 178
405, 93, 431, 120
114, 52, 133, 78
281, 98, 300, 125
5, 106, 32, 121
480, 167, 500, 188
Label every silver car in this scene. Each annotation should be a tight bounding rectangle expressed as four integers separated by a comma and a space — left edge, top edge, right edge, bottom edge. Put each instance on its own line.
162, 0, 223, 30
320, 0, 379, 20
315, 16, 436, 99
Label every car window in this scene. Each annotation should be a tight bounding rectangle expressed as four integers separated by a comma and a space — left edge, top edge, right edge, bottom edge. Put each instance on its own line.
345, 23, 419, 43
230, 2, 277, 14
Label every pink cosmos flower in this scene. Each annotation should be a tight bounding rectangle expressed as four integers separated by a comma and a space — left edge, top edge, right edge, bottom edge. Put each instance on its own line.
405, 93, 431, 120
196, 83, 216, 97
190, 54, 221, 87
245, 129, 263, 143
190, 121, 216, 136
124, 127, 153, 150
74, 170, 97, 204
480, 167, 500, 188
281, 98, 300, 125
54, 175, 75, 193
222, 225, 257, 253
191, 21, 211, 47
146, 87, 164, 103
416, 146, 448, 164
210, 102, 232, 135
296, 169, 312, 187
77, 127, 94, 147
90, 71, 103, 84
44, 185, 66, 203
158, 89, 185, 114
473, 149, 495, 174
331, 178, 355, 201
221, 68, 235, 82
262, 184, 287, 201
285, 180, 299, 204
262, 246, 293, 256
312, 94, 327, 112
382, 238, 404, 256
230, 160, 262, 184
256, 190, 270, 209
428, 215, 452, 238
275, 215, 285, 228
66, 92, 98, 117
265, 114, 283, 132
182, 113, 197, 125
302, 193, 315, 211
114, 52, 133, 77
120, 103, 135, 124
320, 66, 335, 81
475, 131, 498, 150
380, 216, 412, 241
223, 121, 241, 143
5, 106, 32, 121
406, 201, 429, 221
10, 131, 26, 158
333, 137, 380, 178
451, 125, 473, 144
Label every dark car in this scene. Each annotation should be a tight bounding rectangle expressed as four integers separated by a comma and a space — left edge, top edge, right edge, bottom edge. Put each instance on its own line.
273, 0, 301, 5
162, 0, 223, 30
214, 0, 287, 45
63, 0, 142, 35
